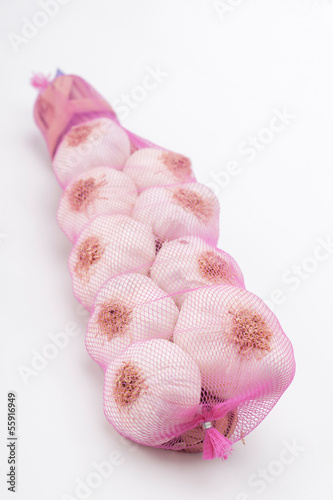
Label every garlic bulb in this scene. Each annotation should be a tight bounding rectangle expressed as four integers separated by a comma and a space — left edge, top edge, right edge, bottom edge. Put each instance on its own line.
104, 339, 201, 446
132, 183, 220, 245
173, 285, 289, 400
150, 236, 245, 306
57, 167, 138, 242
86, 273, 179, 368
123, 148, 195, 191
68, 214, 156, 310
53, 118, 131, 187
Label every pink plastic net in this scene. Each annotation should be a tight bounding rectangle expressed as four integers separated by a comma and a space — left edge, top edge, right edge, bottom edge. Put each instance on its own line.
32, 71, 296, 461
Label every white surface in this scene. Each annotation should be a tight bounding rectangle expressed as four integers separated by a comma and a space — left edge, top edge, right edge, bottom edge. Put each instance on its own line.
1, 1, 332, 499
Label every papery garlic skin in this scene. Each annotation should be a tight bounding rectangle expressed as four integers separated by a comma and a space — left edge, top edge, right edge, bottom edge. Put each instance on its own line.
150, 236, 245, 306
53, 118, 131, 187
57, 167, 138, 243
173, 285, 288, 400
123, 148, 195, 191
104, 339, 202, 446
86, 273, 179, 368
68, 214, 156, 311
132, 183, 220, 245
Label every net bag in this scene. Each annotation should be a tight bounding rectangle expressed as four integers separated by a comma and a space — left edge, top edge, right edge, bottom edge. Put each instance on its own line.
32, 70, 296, 461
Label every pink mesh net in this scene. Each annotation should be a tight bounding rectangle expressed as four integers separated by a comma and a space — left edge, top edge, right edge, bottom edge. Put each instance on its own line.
32, 71, 296, 461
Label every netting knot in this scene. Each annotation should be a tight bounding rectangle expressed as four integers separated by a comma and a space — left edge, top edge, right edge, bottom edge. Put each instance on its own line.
202, 420, 233, 461
31, 73, 51, 91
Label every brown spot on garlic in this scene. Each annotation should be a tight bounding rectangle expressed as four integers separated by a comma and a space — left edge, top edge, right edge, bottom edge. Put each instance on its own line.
113, 361, 148, 408
229, 308, 272, 358
66, 124, 94, 147
172, 188, 213, 223
68, 177, 107, 212
161, 152, 192, 180
197, 251, 234, 284
74, 235, 105, 279
97, 301, 132, 340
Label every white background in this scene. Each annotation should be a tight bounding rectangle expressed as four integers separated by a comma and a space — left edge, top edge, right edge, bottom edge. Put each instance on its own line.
1, 1, 333, 499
